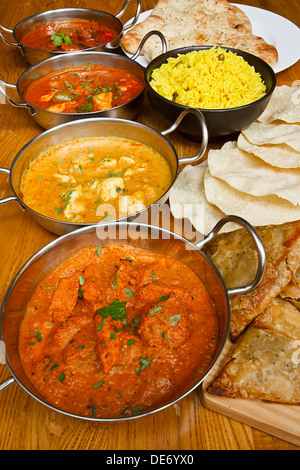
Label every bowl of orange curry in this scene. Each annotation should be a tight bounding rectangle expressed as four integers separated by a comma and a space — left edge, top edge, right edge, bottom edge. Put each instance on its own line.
0, 51, 146, 129
0, 218, 265, 420
0, 2, 141, 64
0, 111, 208, 235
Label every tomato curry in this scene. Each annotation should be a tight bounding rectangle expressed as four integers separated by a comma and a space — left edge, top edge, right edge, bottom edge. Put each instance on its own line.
21, 19, 118, 51
18, 244, 218, 418
20, 136, 172, 223
23, 64, 144, 113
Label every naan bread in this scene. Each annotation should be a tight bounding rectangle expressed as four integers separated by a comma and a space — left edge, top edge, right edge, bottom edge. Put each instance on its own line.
121, 0, 278, 66
204, 220, 300, 341
207, 298, 300, 403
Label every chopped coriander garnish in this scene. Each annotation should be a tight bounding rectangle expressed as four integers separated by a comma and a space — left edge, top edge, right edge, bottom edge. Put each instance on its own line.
78, 288, 85, 298
49, 362, 59, 372
111, 267, 119, 290
97, 299, 127, 323
34, 330, 42, 342
158, 295, 170, 301
127, 339, 136, 349
50, 33, 72, 47
131, 406, 143, 415
149, 305, 162, 316
95, 246, 103, 256
124, 288, 134, 299
135, 356, 151, 376
93, 380, 104, 389
167, 314, 181, 327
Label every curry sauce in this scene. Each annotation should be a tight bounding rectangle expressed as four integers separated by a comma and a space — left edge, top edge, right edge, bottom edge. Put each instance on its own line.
20, 136, 173, 223
23, 64, 144, 113
18, 244, 218, 418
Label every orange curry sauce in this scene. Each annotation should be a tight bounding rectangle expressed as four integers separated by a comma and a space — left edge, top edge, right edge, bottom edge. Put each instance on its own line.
18, 244, 218, 418
21, 19, 118, 51
23, 64, 144, 113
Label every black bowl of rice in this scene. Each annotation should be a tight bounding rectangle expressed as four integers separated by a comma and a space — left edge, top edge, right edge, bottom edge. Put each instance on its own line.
145, 45, 276, 141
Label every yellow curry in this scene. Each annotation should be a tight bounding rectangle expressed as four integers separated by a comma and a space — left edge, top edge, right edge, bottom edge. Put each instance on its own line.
20, 136, 173, 223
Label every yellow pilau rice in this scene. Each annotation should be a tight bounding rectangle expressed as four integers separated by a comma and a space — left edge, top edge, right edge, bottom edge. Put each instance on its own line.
149, 47, 267, 109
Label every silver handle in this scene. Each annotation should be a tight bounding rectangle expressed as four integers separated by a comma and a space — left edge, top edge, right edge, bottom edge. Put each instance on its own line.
0, 24, 19, 47
115, 0, 131, 18
196, 215, 266, 296
0, 167, 17, 204
118, 0, 142, 34
131, 30, 167, 61
0, 78, 29, 109
163, 108, 208, 165
0, 377, 15, 391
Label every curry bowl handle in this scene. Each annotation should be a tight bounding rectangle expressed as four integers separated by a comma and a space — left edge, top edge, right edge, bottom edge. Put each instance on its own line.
0, 78, 30, 110
0, 376, 15, 392
0, 24, 20, 48
0, 167, 17, 205
196, 215, 266, 296
162, 108, 209, 165
118, 0, 142, 34
131, 30, 167, 61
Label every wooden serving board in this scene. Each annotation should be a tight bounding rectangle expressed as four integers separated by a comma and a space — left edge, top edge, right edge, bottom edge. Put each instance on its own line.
201, 340, 300, 446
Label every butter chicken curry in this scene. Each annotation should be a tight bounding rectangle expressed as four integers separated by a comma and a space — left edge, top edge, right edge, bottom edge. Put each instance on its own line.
18, 244, 218, 418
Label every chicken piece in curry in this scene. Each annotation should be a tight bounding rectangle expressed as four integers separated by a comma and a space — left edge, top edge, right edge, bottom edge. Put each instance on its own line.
18, 244, 218, 418
20, 136, 173, 223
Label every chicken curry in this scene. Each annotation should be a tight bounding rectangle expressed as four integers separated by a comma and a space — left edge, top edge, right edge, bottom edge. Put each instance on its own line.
21, 19, 118, 51
20, 136, 173, 223
23, 64, 144, 113
18, 243, 218, 418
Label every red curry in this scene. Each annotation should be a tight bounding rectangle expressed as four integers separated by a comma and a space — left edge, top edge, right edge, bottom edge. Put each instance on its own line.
23, 64, 144, 113
21, 19, 118, 51
18, 244, 218, 418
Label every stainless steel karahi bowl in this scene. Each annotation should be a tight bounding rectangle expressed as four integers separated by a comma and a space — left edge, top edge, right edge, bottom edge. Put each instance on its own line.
0, 0, 141, 64
0, 51, 146, 129
0, 217, 265, 421
0, 110, 208, 236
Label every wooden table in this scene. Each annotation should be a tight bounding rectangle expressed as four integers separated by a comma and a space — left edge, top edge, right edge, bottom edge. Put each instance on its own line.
0, 0, 299, 451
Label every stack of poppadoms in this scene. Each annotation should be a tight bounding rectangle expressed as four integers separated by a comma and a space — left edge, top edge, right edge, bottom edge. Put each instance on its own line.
169, 85, 300, 235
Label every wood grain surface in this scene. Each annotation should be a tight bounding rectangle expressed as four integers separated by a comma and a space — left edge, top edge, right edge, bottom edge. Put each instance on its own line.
0, 0, 299, 451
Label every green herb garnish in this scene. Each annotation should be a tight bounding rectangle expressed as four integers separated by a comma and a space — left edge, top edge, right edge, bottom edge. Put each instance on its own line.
50, 33, 72, 47
135, 356, 151, 376
97, 299, 127, 323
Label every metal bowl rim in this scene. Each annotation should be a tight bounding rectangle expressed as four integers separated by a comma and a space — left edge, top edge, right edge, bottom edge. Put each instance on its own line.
12, 8, 124, 53
16, 51, 146, 115
9, 116, 180, 228
0, 220, 230, 421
